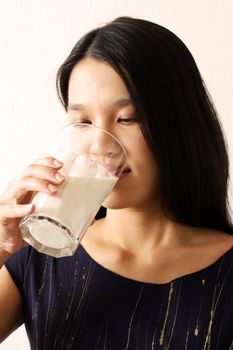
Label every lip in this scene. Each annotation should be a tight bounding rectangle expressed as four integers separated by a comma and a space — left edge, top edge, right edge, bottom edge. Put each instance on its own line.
118, 168, 131, 179
104, 164, 130, 176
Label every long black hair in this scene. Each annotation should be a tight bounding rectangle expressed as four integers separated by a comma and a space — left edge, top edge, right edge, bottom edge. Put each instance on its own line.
56, 16, 233, 234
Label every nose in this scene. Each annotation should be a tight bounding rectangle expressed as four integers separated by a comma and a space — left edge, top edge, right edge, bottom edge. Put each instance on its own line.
90, 129, 120, 157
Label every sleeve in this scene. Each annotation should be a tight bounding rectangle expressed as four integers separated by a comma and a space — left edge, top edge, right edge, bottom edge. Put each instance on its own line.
4, 246, 32, 296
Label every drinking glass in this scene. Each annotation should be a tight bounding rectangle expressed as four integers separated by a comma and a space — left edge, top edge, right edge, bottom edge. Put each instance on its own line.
20, 123, 127, 258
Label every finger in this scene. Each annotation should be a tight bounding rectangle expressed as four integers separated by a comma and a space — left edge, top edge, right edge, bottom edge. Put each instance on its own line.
5, 177, 62, 204
0, 203, 35, 224
21, 164, 65, 184
34, 157, 64, 168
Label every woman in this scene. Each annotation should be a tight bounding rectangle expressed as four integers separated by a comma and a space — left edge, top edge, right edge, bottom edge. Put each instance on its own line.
0, 17, 232, 349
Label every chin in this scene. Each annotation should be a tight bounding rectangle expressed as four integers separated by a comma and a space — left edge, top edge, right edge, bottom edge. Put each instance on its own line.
102, 199, 126, 210
102, 192, 130, 210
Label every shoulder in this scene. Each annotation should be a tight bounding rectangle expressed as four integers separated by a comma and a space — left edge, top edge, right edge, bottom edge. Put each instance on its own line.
189, 228, 233, 267
191, 228, 233, 249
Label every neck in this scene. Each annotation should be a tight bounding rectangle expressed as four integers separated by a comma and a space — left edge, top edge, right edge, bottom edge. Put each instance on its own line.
103, 207, 191, 255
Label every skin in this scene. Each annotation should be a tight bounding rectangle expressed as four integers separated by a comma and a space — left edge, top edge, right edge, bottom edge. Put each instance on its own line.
0, 157, 65, 341
0, 57, 232, 341
68, 58, 233, 283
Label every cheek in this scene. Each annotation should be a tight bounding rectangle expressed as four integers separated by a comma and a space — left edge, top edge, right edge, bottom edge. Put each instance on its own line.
123, 132, 159, 185
117, 127, 143, 153
135, 138, 157, 174
136, 143, 160, 197
103, 156, 160, 210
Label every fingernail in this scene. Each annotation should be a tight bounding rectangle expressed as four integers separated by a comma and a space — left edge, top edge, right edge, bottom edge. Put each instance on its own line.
48, 184, 58, 192
25, 204, 33, 210
55, 172, 65, 181
53, 159, 63, 167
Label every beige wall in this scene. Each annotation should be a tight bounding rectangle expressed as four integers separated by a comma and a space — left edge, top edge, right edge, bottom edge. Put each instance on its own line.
0, 0, 232, 348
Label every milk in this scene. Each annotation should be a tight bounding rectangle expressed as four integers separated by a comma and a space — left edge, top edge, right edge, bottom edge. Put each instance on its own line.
32, 175, 117, 241
28, 152, 118, 251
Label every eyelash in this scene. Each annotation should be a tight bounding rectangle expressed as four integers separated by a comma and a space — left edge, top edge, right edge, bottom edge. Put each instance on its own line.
117, 116, 137, 125
70, 116, 137, 126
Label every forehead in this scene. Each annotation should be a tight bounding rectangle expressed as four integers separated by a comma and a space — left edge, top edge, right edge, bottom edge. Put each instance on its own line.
68, 57, 130, 102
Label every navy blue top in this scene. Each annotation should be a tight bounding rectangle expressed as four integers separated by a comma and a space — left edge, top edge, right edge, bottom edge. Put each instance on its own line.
5, 245, 233, 350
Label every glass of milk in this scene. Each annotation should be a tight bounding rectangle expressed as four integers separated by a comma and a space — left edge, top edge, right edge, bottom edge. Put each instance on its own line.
19, 123, 127, 258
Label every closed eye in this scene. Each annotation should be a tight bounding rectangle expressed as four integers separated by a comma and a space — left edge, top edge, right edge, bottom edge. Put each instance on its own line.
118, 117, 137, 125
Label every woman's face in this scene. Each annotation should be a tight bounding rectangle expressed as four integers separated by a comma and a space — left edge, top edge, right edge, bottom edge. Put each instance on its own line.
68, 57, 160, 210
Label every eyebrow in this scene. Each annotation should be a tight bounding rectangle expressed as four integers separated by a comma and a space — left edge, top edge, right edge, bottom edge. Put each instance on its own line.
68, 98, 132, 111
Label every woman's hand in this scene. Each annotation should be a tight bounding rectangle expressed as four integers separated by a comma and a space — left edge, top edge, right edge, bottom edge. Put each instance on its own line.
0, 157, 65, 255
